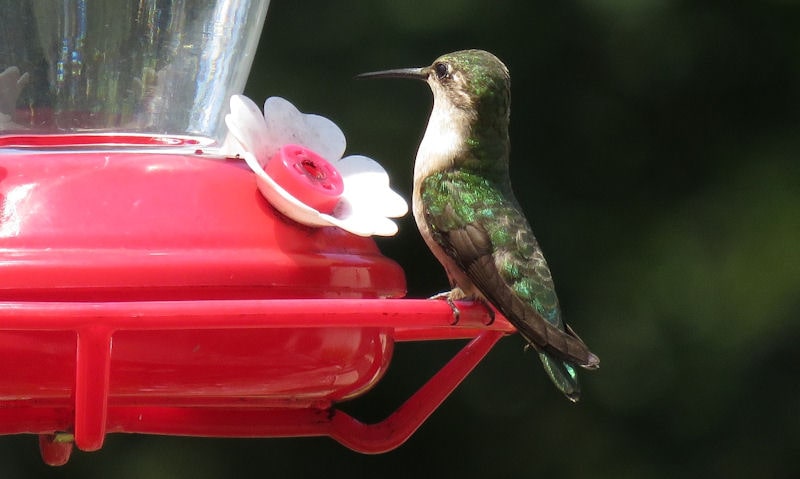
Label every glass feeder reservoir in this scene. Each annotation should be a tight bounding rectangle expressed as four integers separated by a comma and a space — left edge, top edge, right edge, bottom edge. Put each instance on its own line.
0, 0, 512, 466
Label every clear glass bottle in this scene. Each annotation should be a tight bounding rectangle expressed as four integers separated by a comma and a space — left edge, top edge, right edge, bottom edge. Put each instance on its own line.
0, 0, 270, 144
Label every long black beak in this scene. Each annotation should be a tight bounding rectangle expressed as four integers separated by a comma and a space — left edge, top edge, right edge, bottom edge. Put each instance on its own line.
356, 67, 428, 81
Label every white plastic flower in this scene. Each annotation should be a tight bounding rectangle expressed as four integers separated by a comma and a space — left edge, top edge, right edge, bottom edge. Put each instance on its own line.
224, 95, 408, 236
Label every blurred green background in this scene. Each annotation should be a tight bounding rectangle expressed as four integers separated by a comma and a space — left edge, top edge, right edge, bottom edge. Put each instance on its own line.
3, 0, 800, 477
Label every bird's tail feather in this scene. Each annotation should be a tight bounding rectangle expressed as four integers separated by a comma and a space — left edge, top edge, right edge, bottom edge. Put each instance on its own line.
538, 352, 581, 402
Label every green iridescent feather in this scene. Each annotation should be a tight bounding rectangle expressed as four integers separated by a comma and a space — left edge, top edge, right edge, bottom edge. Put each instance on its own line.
421, 169, 580, 400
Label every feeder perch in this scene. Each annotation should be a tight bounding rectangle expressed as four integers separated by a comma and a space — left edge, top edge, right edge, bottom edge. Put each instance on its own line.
0, 0, 515, 466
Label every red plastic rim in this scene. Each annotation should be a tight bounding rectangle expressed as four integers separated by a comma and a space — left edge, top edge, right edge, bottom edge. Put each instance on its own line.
0, 133, 215, 149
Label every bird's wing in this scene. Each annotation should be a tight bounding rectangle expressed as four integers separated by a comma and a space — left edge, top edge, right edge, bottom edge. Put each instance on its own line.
421, 170, 598, 368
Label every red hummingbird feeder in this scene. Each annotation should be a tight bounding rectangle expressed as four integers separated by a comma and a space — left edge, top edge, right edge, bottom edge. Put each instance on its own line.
0, 0, 514, 466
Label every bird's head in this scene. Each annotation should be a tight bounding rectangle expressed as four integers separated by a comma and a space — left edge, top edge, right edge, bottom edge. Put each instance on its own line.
358, 49, 510, 121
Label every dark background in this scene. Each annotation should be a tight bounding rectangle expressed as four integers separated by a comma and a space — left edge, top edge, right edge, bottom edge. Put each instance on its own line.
3, 1, 800, 477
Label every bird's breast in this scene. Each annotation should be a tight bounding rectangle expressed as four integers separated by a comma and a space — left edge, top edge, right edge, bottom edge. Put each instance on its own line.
412, 181, 480, 298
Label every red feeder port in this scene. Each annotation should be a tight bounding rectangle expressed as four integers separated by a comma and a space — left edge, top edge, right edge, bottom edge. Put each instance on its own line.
0, 136, 515, 466
265, 143, 344, 214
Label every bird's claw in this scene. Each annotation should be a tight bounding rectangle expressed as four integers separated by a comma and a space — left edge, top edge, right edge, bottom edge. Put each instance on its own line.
479, 300, 496, 326
429, 291, 461, 325
446, 296, 461, 325
429, 289, 495, 326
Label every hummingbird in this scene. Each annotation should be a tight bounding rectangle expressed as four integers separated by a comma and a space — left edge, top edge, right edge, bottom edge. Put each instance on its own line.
359, 50, 599, 401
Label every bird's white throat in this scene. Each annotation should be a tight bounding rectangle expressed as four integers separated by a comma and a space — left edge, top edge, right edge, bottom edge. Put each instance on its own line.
413, 100, 469, 182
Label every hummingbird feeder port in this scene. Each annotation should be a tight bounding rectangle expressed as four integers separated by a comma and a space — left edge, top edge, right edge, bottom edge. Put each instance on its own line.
0, 0, 514, 466
264, 144, 344, 214
225, 95, 407, 236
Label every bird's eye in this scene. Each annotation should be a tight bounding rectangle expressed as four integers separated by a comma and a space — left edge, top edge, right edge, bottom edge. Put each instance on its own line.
433, 62, 449, 80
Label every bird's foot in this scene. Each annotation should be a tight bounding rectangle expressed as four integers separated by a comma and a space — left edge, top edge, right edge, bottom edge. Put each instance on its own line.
429, 288, 495, 325
429, 288, 467, 325
478, 299, 496, 326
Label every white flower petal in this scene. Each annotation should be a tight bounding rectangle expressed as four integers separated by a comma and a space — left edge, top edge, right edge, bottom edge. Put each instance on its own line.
263, 97, 346, 162
301, 113, 347, 162
338, 155, 409, 217
335, 155, 391, 185
226, 95, 274, 159
375, 189, 410, 217
340, 190, 408, 220
324, 204, 400, 237
220, 130, 246, 156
